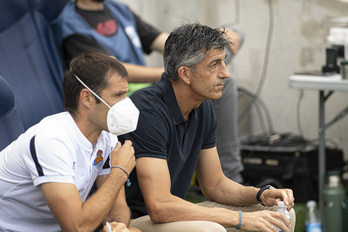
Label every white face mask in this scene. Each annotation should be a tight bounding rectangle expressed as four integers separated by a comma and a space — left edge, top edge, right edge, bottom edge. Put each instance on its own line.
74, 74, 139, 135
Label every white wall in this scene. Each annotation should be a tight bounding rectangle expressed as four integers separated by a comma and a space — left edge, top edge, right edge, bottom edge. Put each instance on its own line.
119, 0, 348, 160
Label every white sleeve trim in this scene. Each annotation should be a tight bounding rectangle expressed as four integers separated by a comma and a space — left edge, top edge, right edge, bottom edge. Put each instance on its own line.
99, 168, 111, 176
33, 175, 74, 186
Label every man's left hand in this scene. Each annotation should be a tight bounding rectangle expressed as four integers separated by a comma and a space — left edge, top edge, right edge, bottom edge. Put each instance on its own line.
260, 188, 295, 210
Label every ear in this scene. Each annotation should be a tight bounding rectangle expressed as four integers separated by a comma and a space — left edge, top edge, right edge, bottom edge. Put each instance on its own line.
79, 89, 93, 109
177, 66, 191, 85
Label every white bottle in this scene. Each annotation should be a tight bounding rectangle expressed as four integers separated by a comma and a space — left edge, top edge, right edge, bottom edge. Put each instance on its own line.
305, 200, 322, 232
276, 201, 291, 232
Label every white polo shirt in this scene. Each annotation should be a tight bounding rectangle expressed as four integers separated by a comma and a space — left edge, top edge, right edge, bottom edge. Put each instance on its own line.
0, 112, 117, 231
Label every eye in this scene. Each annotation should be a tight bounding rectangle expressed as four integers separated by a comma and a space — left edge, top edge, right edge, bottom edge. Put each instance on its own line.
115, 92, 127, 98
210, 62, 217, 68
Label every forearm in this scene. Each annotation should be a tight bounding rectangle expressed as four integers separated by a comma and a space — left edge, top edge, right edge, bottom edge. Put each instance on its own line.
150, 32, 169, 53
104, 203, 131, 226
122, 63, 163, 83
41, 169, 128, 232
78, 169, 128, 230
150, 195, 239, 228
202, 176, 259, 206
104, 188, 131, 227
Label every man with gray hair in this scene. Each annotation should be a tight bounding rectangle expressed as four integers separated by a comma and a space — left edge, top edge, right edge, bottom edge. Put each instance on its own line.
119, 23, 296, 232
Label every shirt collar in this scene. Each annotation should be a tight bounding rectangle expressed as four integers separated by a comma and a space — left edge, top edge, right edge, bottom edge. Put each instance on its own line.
157, 74, 197, 125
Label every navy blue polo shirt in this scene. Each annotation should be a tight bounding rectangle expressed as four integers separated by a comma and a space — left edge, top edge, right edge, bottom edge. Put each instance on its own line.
119, 74, 217, 219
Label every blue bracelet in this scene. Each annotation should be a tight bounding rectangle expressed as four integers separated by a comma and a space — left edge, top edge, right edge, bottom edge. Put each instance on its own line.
236, 210, 242, 230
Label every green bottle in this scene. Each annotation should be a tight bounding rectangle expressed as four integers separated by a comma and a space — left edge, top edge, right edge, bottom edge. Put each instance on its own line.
323, 170, 345, 232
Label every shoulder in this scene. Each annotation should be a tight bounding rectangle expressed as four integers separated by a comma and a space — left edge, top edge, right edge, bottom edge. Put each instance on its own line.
129, 84, 164, 111
34, 112, 77, 147
105, 0, 134, 16
57, 1, 75, 18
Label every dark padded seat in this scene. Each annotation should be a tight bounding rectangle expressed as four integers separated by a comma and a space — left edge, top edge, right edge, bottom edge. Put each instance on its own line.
0, 75, 24, 150
0, 0, 68, 130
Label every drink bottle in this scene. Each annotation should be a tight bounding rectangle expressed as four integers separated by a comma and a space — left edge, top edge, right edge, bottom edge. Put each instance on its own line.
276, 201, 291, 232
305, 200, 322, 232
323, 170, 345, 232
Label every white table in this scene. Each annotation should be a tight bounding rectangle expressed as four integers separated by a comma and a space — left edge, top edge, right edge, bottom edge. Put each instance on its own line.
289, 74, 348, 220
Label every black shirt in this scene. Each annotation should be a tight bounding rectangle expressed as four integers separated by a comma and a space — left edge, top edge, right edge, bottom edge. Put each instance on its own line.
119, 75, 217, 218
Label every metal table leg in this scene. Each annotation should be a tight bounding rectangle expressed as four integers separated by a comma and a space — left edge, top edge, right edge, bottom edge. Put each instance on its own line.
318, 90, 326, 223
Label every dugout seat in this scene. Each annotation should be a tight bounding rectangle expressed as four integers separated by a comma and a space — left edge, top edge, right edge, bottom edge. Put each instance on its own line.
0, 75, 25, 150
0, 0, 68, 148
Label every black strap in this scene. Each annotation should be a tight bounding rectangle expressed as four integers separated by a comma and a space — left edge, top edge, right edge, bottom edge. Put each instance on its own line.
30, 136, 44, 177
256, 185, 272, 203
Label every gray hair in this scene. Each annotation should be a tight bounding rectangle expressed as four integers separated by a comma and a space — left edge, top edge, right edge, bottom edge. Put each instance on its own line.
163, 23, 230, 81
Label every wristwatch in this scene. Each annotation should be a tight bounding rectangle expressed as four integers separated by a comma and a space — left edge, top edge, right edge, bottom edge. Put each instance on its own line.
256, 185, 275, 205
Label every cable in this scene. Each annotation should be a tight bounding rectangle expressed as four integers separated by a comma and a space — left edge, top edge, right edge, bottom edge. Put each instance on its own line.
254, 98, 268, 133
238, 0, 274, 126
238, 86, 274, 134
255, 0, 274, 97
296, 89, 304, 137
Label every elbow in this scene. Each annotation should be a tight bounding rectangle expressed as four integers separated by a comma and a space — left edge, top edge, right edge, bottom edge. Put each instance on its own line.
147, 202, 169, 223
200, 186, 218, 201
60, 221, 100, 232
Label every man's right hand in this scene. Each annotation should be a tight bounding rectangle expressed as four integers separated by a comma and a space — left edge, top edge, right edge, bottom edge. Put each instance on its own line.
110, 140, 135, 175
240, 210, 291, 232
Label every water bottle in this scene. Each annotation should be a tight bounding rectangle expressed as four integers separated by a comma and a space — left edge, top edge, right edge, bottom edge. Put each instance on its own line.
306, 200, 322, 232
323, 170, 345, 232
276, 201, 291, 232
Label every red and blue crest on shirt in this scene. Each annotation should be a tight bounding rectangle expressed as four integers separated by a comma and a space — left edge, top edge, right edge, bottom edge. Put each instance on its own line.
93, 150, 104, 169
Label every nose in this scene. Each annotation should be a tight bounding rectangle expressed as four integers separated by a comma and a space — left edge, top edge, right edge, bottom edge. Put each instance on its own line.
218, 61, 230, 79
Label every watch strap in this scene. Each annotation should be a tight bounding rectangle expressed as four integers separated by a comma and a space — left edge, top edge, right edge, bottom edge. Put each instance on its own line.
256, 185, 273, 204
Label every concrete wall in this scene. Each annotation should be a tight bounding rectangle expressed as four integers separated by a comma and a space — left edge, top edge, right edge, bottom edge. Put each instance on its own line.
119, 0, 348, 161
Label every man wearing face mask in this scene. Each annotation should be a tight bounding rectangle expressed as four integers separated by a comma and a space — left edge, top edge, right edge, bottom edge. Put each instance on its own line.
0, 52, 140, 232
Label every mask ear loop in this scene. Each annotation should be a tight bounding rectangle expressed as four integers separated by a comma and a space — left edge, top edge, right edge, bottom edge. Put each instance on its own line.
71, 69, 112, 109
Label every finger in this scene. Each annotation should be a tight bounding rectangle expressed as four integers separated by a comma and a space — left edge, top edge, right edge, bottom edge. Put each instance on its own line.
123, 140, 133, 147
283, 189, 294, 206
102, 225, 109, 232
269, 225, 277, 232
264, 222, 278, 232
278, 190, 290, 206
114, 142, 122, 151
114, 223, 128, 232
273, 213, 291, 231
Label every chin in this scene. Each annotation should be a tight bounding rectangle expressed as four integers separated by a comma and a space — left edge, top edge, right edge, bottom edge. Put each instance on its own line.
210, 93, 223, 100
216, 90, 223, 98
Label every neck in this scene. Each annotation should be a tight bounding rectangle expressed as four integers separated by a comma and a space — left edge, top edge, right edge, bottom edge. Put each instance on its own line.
76, 0, 105, 11
71, 112, 101, 145
171, 80, 202, 120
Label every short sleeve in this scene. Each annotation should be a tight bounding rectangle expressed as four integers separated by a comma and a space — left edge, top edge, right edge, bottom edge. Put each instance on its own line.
26, 132, 75, 187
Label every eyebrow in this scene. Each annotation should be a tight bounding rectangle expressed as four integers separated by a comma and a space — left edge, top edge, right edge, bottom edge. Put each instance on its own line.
209, 58, 223, 65
114, 90, 129, 96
